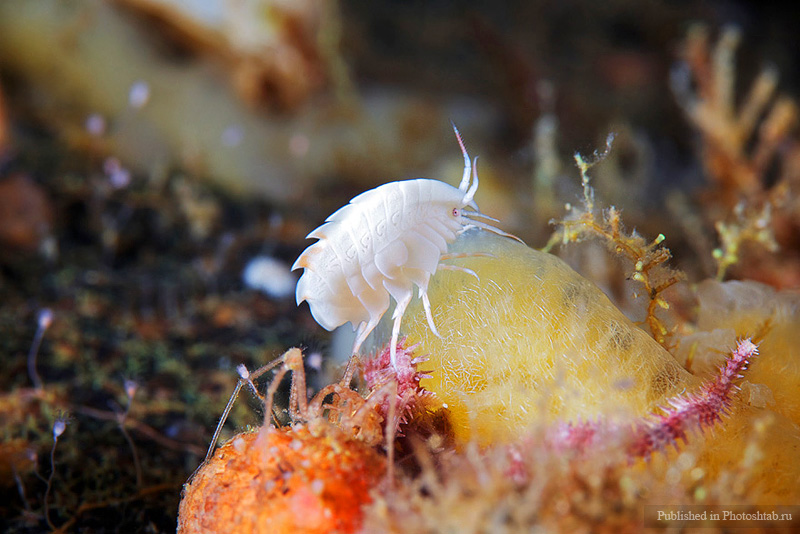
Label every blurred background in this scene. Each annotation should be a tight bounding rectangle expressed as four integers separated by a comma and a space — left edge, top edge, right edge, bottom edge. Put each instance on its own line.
1, 1, 799, 531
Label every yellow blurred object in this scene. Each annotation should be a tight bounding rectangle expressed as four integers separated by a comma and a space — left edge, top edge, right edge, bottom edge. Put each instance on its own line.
402, 230, 698, 445
687, 406, 800, 504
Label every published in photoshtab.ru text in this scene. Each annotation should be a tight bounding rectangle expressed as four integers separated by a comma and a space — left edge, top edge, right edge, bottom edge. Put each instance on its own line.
644, 505, 799, 529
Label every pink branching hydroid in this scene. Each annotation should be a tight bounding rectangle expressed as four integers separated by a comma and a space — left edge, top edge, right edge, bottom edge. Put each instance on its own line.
628, 338, 759, 458
538, 339, 759, 460
363, 338, 434, 428
550, 418, 603, 451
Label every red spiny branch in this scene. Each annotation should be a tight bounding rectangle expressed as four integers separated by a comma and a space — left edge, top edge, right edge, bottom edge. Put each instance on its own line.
542, 339, 759, 460
629, 338, 758, 458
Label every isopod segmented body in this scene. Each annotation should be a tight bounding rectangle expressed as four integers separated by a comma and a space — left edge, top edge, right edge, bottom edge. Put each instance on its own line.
293, 126, 520, 368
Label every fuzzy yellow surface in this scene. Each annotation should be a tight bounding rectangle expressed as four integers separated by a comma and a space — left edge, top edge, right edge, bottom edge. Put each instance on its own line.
402, 230, 698, 445
397, 232, 800, 502
689, 406, 800, 504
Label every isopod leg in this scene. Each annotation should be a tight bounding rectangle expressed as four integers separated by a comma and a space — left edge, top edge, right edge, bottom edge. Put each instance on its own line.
438, 264, 480, 280
439, 252, 495, 280
420, 290, 442, 338
351, 321, 367, 355
440, 252, 495, 260
390, 293, 413, 369
351, 316, 382, 358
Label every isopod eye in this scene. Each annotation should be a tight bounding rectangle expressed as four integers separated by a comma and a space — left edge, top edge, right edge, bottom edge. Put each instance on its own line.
452, 208, 459, 217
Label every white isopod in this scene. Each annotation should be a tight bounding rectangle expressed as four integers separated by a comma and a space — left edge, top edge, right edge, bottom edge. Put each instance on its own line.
292, 126, 520, 368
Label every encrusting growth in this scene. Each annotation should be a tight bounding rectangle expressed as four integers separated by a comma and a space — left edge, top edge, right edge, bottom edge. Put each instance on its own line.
180, 346, 428, 534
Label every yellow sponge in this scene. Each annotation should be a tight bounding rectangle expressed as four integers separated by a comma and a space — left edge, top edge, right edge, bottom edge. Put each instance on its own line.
402, 230, 698, 445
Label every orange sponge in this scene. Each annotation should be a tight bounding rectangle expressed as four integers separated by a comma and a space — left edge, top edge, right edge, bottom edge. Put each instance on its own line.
178, 425, 385, 534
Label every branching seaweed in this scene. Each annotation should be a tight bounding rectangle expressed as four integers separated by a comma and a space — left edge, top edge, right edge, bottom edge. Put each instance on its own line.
712, 202, 778, 280
544, 136, 684, 346
673, 25, 798, 203
672, 24, 800, 283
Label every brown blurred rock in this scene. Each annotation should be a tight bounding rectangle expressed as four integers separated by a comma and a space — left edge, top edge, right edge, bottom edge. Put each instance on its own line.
0, 174, 53, 252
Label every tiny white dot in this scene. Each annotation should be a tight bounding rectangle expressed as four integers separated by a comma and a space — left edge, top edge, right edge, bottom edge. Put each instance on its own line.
85, 113, 106, 136
129, 80, 150, 109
